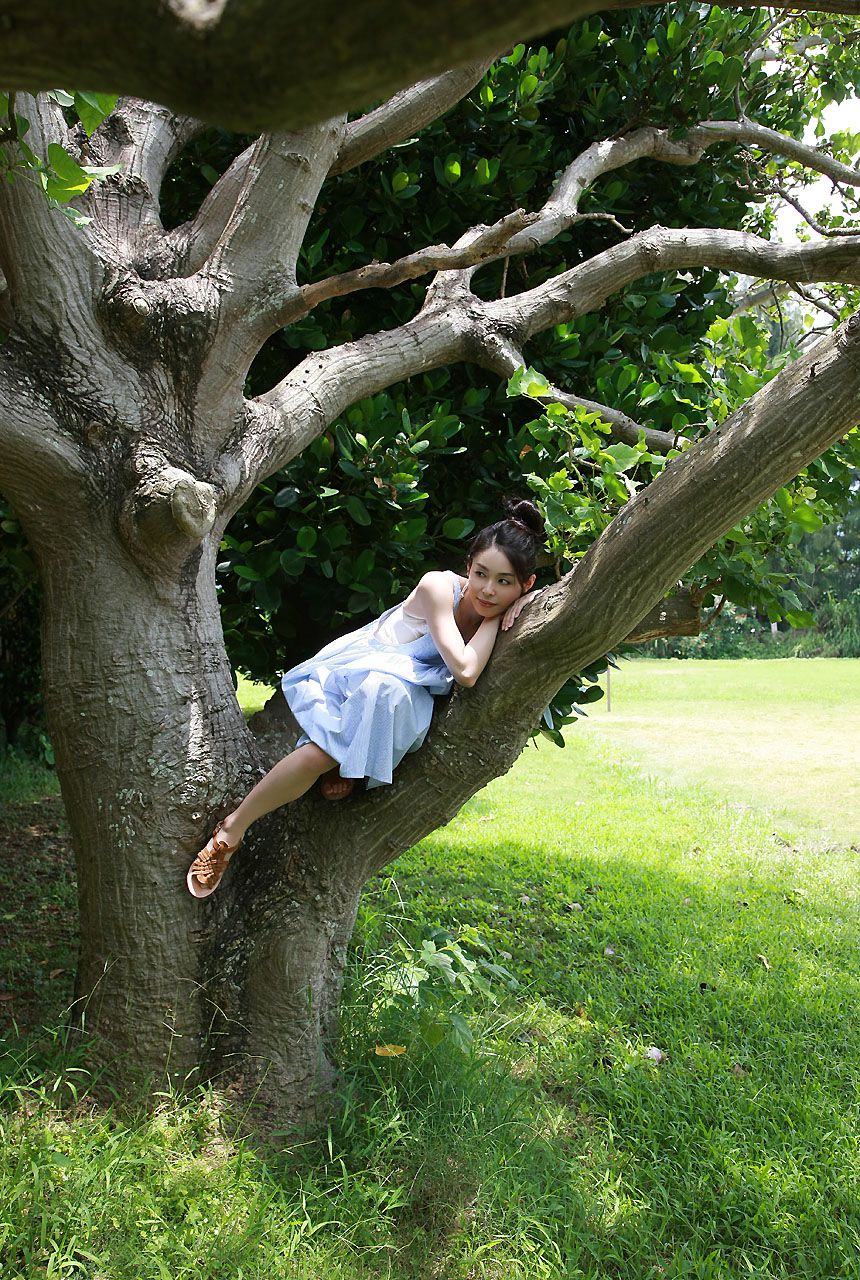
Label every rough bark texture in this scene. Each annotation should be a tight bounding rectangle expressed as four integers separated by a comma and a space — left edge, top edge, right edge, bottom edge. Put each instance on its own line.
1, 78, 858, 1131
2, 0, 860, 131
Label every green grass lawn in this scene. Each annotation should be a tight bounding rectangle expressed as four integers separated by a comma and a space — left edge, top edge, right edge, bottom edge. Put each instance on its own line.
581, 657, 860, 846
1, 660, 858, 1279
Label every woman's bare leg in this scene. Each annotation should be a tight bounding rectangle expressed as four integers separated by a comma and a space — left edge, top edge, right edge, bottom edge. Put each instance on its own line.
216, 742, 336, 846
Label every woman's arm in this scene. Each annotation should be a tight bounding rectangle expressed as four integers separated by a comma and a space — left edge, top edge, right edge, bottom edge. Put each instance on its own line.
413, 572, 500, 687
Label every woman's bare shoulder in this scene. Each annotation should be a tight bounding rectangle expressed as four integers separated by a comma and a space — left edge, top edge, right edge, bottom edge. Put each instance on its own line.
419, 569, 460, 589
408, 570, 461, 613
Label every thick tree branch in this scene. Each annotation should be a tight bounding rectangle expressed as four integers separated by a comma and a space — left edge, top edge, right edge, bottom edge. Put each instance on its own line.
692, 119, 860, 191
624, 590, 702, 642
228, 227, 860, 509
2, 1, 860, 133
493, 228, 860, 340
331, 60, 495, 176
0, 96, 104, 339
188, 119, 347, 414
204, 119, 346, 326
81, 101, 205, 270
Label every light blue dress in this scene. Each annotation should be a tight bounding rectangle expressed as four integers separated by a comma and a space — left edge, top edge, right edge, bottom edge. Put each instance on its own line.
281, 572, 463, 788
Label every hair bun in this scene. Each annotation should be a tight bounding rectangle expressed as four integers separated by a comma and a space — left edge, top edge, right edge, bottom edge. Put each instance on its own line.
502, 497, 543, 540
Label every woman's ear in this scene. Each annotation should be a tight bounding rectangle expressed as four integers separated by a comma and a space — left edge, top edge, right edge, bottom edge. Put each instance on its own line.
522, 574, 536, 594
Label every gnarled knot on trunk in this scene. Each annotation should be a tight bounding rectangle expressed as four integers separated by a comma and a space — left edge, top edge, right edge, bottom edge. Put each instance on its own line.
120, 465, 217, 562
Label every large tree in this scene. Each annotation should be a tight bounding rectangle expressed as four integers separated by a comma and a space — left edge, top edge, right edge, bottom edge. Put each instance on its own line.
1, 7, 859, 1131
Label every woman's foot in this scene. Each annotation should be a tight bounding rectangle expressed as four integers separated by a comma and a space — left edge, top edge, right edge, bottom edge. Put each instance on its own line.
320, 769, 355, 801
186, 821, 242, 898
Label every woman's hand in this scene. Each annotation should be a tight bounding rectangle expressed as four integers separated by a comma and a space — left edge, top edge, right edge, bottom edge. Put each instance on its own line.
501, 588, 542, 632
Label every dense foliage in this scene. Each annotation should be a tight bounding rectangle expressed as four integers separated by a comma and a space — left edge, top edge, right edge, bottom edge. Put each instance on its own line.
1, 5, 859, 748
198, 7, 860, 682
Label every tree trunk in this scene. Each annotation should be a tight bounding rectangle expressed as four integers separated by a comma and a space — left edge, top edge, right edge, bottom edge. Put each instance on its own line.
27, 496, 369, 1126
34, 517, 244, 1081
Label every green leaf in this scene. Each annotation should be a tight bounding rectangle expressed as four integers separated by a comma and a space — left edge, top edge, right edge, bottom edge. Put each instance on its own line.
442, 518, 476, 539
791, 505, 824, 533
443, 155, 461, 184
279, 548, 306, 576
346, 496, 372, 526
296, 526, 317, 551
45, 143, 92, 202
601, 443, 641, 473
507, 366, 551, 399
73, 91, 118, 136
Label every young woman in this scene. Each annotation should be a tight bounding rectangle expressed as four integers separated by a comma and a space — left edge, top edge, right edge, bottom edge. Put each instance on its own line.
186, 498, 544, 897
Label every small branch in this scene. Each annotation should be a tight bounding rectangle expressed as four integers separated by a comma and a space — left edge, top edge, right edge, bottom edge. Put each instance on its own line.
791, 284, 842, 322
730, 281, 790, 315
0, 581, 31, 624
572, 210, 633, 235
776, 181, 860, 238
466, 328, 678, 454
297, 208, 538, 314
702, 593, 727, 629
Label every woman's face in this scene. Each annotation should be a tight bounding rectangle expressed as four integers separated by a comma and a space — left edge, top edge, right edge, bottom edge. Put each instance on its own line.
466, 544, 535, 619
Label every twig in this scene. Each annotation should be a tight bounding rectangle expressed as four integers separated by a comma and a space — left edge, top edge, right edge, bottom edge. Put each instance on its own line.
776, 181, 860, 238
702, 593, 727, 629
0, 582, 31, 623
791, 284, 842, 322
573, 211, 633, 236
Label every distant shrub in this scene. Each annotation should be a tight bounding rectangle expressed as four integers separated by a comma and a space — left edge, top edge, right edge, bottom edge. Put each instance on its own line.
648, 597, 860, 660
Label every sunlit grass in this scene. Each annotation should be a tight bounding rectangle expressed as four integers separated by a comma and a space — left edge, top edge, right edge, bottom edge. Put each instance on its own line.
1, 661, 858, 1278
581, 657, 860, 845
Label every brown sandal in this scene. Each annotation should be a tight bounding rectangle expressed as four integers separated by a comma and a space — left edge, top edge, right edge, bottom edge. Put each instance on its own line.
186, 821, 242, 898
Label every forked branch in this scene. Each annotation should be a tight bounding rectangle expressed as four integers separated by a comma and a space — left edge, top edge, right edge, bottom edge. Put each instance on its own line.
227, 227, 860, 510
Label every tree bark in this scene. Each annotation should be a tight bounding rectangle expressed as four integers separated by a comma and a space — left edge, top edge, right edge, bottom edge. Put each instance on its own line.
1, 0, 859, 132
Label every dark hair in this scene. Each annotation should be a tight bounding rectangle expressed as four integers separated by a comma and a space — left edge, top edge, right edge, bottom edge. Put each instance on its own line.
467, 498, 544, 585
